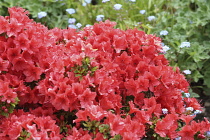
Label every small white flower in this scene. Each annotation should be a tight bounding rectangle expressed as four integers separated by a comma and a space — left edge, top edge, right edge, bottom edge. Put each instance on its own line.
129, 0, 136, 2
37, 12, 47, 19
175, 137, 181, 140
68, 18, 76, 24
148, 16, 156, 21
76, 23, 82, 28
114, 4, 122, 10
82, 2, 87, 6
68, 24, 77, 29
85, 24, 92, 27
137, 22, 142, 25
66, 8, 76, 14
179, 42, 190, 48
162, 45, 170, 53
183, 70, 191, 75
85, 0, 92, 3
96, 15, 105, 22
186, 107, 194, 112
160, 30, 168, 36
162, 108, 168, 114
184, 93, 190, 98
179, 89, 184, 93
206, 131, 210, 137
194, 110, 202, 115
102, 0, 110, 2
139, 10, 146, 14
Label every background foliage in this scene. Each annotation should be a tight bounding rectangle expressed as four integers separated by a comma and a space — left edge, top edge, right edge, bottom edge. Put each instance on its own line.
1, 0, 210, 98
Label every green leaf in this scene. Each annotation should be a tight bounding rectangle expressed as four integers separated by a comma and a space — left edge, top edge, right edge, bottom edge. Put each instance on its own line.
110, 134, 122, 140
189, 88, 200, 98
203, 87, 210, 96
91, 66, 98, 72
204, 76, 210, 88
99, 124, 110, 133
192, 71, 203, 82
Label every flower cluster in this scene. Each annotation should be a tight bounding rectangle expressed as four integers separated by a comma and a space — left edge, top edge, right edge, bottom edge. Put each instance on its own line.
0, 109, 61, 139
0, 7, 209, 140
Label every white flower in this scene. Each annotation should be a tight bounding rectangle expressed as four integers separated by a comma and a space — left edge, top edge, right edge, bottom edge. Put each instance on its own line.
102, 0, 110, 2
206, 131, 210, 137
85, 24, 92, 27
160, 30, 168, 36
114, 4, 122, 10
184, 93, 190, 98
179, 89, 184, 93
129, 0, 136, 2
162, 108, 168, 114
194, 110, 202, 115
162, 45, 170, 53
147, 16, 156, 21
66, 8, 76, 14
183, 70, 191, 75
96, 15, 105, 22
85, 0, 92, 3
82, 0, 91, 6
68, 18, 76, 24
82, 2, 87, 6
139, 10, 146, 14
175, 137, 181, 140
37, 12, 47, 19
76, 23, 82, 28
137, 22, 142, 25
186, 107, 194, 111
179, 42, 190, 48
68, 24, 77, 29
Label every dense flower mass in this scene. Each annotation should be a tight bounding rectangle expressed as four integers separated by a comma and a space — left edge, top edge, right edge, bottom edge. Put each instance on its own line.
0, 7, 209, 140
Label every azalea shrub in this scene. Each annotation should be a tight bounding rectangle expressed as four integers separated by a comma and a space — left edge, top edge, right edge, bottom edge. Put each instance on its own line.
2, 0, 210, 99
0, 7, 210, 140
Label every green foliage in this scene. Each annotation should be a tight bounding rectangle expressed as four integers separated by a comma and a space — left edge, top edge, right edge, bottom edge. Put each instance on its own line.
54, 110, 77, 134
109, 134, 122, 140
81, 120, 122, 139
70, 57, 98, 79
0, 0, 69, 29
1, 0, 210, 96
0, 97, 19, 117
99, 124, 111, 139
18, 129, 31, 140
0, 0, 168, 30
152, 0, 210, 96
82, 120, 100, 132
